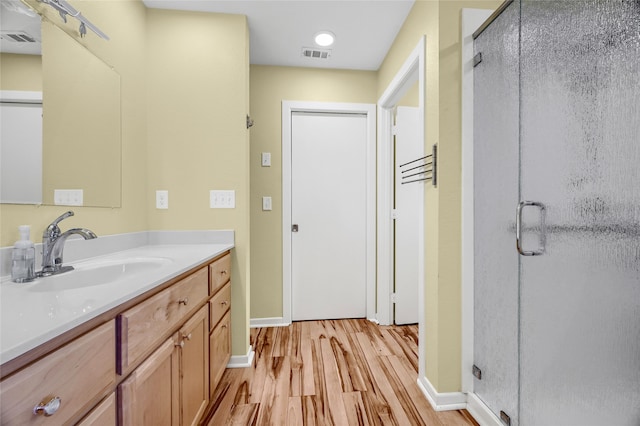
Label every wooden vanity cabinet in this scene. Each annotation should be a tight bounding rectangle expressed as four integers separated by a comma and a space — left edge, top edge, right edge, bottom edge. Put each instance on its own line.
0, 250, 232, 426
118, 251, 231, 425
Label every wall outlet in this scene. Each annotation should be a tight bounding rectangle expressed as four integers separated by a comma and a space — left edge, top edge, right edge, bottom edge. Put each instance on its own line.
54, 189, 83, 206
261, 152, 271, 167
156, 190, 168, 209
210, 190, 235, 209
262, 196, 272, 211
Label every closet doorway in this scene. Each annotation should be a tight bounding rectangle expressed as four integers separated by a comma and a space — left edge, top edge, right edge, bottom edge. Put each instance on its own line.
377, 36, 426, 377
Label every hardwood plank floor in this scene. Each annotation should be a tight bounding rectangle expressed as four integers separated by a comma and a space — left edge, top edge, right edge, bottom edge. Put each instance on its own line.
201, 319, 479, 426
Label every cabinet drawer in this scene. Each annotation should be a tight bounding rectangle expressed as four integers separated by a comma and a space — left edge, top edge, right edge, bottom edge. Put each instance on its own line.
0, 321, 115, 426
209, 281, 231, 332
118, 267, 208, 374
209, 311, 231, 398
209, 253, 231, 295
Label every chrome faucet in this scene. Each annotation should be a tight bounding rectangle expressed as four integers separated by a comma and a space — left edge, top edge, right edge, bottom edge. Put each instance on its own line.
38, 211, 97, 277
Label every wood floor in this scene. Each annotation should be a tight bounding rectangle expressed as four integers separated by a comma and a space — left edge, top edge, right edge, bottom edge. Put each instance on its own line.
201, 319, 478, 426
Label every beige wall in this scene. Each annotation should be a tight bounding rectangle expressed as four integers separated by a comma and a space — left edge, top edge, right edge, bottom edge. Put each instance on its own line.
249, 65, 377, 319
1, 0, 148, 247
377, 0, 500, 392
0, 53, 42, 91
146, 9, 251, 356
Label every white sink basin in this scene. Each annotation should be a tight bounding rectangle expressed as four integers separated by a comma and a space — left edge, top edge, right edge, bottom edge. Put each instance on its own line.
28, 257, 172, 292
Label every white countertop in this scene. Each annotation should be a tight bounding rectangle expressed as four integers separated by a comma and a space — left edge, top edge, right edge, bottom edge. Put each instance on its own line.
0, 231, 233, 365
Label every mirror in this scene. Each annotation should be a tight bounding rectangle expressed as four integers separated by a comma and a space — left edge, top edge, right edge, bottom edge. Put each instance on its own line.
0, 1, 121, 207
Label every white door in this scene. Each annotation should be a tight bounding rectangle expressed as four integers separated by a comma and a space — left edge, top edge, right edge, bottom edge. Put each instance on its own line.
291, 112, 367, 321
394, 106, 422, 325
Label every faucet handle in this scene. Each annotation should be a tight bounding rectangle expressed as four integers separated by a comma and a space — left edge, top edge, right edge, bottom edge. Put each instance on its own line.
44, 211, 74, 237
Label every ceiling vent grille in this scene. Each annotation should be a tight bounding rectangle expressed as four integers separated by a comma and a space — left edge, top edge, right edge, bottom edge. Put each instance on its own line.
1, 31, 37, 43
301, 47, 331, 59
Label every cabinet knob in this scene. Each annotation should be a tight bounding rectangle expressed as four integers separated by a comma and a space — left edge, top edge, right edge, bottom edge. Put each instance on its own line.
178, 298, 188, 306
34, 396, 62, 417
221, 323, 228, 329
182, 333, 192, 341
221, 270, 228, 275
221, 300, 228, 306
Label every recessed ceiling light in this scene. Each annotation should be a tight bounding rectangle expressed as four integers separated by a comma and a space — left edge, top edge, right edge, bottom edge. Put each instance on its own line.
314, 31, 335, 47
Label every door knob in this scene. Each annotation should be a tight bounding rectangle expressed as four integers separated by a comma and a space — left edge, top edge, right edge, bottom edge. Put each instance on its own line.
292, 224, 299, 232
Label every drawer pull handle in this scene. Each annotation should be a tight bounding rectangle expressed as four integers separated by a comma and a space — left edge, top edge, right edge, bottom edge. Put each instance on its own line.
178, 298, 189, 306
175, 340, 185, 348
221, 323, 228, 329
34, 396, 62, 417
221, 270, 228, 275
221, 300, 228, 306
182, 333, 192, 341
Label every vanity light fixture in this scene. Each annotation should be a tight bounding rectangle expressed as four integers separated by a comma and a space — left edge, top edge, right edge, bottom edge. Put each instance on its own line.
314, 31, 335, 47
37, 0, 110, 40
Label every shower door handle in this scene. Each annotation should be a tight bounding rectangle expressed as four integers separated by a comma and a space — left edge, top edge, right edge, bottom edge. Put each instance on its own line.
516, 201, 546, 256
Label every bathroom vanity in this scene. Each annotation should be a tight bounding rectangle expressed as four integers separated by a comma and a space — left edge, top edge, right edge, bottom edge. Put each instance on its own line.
0, 234, 233, 425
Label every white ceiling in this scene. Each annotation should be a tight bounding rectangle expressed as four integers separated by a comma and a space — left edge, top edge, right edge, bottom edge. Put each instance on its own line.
1, 0, 415, 71
0, 0, 41, 55
143, 0, 415, 71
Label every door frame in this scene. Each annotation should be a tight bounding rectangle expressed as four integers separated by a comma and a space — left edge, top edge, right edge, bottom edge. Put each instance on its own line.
377, 36, 425, 333
282, 101, 377, 324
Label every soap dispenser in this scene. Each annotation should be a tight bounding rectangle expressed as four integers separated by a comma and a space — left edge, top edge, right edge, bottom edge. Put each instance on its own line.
11, 225, 35, 283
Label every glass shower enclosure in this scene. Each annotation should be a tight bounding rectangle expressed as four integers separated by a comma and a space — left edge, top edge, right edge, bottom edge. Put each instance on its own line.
473, 0, 640, 424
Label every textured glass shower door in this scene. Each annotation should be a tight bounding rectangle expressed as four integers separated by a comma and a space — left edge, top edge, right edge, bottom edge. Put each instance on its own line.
473, 1, 520, 423
518, 1, 640, 424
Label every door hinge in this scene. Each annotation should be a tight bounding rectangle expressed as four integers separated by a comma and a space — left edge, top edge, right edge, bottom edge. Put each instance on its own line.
472, 364, 482, 380
500, 411, 511, 426
473, 52, 483, 67
391, 209, 398, 220
391, 293, 397, 303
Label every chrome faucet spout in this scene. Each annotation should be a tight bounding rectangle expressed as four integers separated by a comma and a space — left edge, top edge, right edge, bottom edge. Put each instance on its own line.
38, 212, 98, 277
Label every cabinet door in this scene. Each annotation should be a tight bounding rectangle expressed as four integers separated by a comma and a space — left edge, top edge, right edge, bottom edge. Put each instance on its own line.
119, 337, 179, 426
178, 305, 209, 426
77, 393, 116, 426
209, 311, 231, 398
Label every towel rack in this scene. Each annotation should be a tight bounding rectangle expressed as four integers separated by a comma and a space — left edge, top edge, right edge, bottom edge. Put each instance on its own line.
400, 144, 437, 187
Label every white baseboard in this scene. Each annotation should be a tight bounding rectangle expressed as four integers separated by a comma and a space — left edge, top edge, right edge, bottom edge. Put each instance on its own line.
417, 376, 468, 411
227, 345, 255, 368
466, 392, 503, 426
250, 317, 290, 328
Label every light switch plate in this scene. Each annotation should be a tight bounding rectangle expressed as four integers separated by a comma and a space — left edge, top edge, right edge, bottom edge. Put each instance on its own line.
156, 190, 168, 209
262, 196, 272, 211
54, 189, 83, 206
261, 152, 271, 167
210, 190, 235, 209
